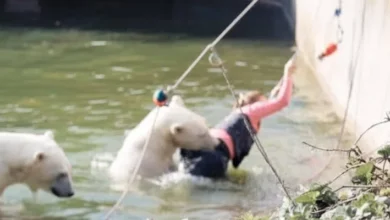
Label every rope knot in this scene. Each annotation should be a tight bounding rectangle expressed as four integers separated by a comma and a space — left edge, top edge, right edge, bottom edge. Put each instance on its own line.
166, 85, 174, 93
208, 48, 224, 67
337, 25, 344, 44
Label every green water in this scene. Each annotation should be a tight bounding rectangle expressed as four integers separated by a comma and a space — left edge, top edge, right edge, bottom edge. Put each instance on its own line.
0, 28, 349, 219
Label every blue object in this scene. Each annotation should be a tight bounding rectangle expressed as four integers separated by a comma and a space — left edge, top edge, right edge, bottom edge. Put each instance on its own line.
153, 89, 168, 106
335, 8, 341, 16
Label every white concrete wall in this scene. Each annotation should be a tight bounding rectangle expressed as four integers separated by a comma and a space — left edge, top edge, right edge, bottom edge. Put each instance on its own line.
295, 0, 390, 157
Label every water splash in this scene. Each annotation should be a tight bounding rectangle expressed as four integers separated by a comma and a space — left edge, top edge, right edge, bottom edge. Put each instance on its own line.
90, 151, 299, 215
90, 152, 115, 171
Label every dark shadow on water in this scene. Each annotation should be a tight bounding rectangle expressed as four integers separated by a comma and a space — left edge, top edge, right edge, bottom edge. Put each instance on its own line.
0, 0, 294, 41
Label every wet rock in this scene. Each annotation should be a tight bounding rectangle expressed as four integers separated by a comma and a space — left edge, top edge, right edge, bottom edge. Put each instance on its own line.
384, 197, 390, 207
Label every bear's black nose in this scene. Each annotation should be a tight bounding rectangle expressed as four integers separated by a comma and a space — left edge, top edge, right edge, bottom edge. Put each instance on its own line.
51, 187, 60, 197
67, 191, 74, 197
51, 187, 74, 197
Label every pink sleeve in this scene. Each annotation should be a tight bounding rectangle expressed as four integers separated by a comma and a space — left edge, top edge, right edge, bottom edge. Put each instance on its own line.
241, 71, 293, 126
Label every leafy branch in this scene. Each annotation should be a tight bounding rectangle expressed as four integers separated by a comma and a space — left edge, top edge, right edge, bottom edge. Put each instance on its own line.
279, 112, 390, 219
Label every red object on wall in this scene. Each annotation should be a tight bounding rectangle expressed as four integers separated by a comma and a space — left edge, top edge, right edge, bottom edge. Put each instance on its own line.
318, 43, 338, 60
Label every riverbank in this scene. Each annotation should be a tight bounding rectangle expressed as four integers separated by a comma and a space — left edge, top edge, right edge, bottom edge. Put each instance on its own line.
242, 118, 390, 220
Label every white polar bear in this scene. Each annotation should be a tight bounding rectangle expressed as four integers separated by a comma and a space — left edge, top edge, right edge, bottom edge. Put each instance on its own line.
109, 95, 219, 182
0, 130, 74, 198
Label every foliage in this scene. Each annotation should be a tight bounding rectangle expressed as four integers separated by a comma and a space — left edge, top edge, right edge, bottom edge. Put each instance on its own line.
239, 116, 390, 220
269, 144, 390, 220
377, 145, 390, 159
352, 162, 374, 185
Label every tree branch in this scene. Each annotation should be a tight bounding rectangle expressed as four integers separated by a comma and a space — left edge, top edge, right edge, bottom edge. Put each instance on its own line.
333, 184, 390, 192
311, 189, 373, 215
354, 120, 390, 146
302, 142, 351, 152
298, 164, 363, 199
324, 164, 363, 187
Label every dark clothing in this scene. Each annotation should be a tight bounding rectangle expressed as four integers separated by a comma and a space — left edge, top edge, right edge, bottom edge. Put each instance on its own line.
180, 65, 294, 179
180, 140, 230, 179
180, 112, 256, 178
214, 112, 256, 168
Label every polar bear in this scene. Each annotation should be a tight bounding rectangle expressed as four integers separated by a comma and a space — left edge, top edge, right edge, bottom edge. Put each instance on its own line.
109, 95, 219, 182
0, 130, 74, 198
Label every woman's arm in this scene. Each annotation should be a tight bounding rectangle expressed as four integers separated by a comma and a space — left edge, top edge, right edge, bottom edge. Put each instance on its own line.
269, 78, 282, 99
241, 58, 295, 121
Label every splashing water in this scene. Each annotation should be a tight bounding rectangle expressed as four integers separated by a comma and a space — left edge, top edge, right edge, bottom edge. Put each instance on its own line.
90, 151, 293, 216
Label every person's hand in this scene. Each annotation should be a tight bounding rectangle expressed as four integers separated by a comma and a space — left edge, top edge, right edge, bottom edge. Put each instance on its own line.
269, 81, 281, 98
288, 64, 296, 76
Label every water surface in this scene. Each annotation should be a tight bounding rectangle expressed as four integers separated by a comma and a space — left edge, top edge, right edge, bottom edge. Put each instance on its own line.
0, 28, 351, 219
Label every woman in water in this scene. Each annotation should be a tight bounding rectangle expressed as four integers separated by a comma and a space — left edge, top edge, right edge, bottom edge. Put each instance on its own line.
180, 56, 296, 179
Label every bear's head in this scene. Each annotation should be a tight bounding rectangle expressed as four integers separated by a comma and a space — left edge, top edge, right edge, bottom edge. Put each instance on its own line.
164, 104, 219, 151
25, 130, 74, 198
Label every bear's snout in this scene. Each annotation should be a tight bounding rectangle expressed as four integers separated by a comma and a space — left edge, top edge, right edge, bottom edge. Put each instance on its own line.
50, 173, 74, 198
51, 186, 74, 197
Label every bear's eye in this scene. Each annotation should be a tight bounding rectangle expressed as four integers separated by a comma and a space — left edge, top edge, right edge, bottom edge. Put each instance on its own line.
57, 172, 67, 179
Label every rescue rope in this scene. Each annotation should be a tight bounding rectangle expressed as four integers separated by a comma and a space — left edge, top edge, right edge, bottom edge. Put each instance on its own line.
301, 0, 367, 183
167, 0, 259, 93
317, 0, 344, 60
335, 0, 366, 150
104, 0, 365, 215
379, 0, 390, 116
104, 0, 260, 218
208, 47, 296, 205
104, 108, 161, 219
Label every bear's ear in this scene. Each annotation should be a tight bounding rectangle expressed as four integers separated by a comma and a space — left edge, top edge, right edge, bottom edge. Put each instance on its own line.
170, 124, 184, 135
23, 151, 46, 170
43, 130, 54, 139
170, 95, 185, 107
34, 151, 46, 163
